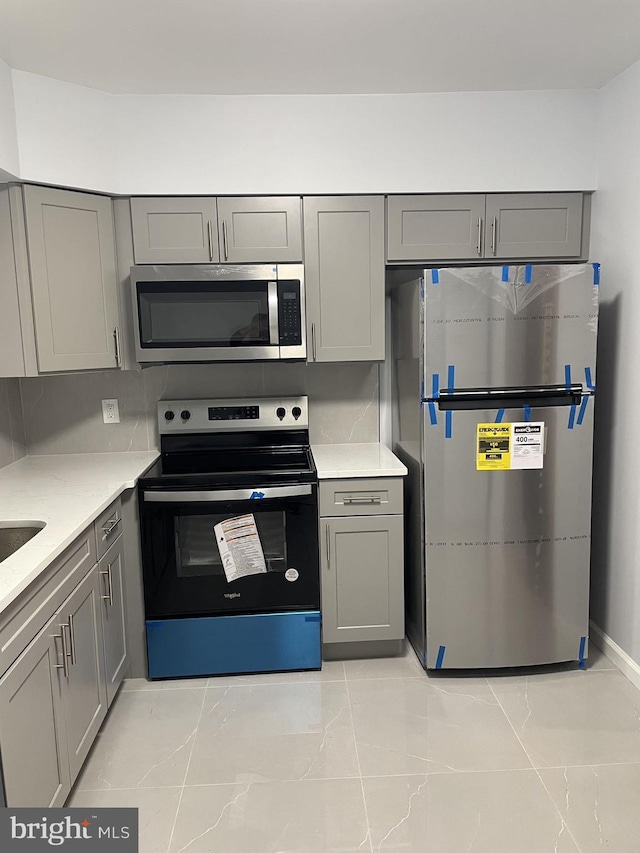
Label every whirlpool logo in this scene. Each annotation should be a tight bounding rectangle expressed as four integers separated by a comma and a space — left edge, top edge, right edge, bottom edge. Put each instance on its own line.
0, 809, 138, 851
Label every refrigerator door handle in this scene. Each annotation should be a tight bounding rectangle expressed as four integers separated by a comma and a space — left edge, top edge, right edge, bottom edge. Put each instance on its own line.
435, 384, 583, 411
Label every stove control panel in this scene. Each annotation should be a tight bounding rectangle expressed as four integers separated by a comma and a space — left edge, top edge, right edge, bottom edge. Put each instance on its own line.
159, 397, 309, 433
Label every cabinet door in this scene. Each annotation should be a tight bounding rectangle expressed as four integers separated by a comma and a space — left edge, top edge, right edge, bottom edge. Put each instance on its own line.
23, 186, 120, 373
130, 197, 219, 263
99, 537, 128, 707
304, 196, 384, 362
485, 192, 584, 259
0, 618, 70, 806
217, 196, 302, 262
386, 195, 486, 261
321, 515, 404, 644
58, 566, 107, 784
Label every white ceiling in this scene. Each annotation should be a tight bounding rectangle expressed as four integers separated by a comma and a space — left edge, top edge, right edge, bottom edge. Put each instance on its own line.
1, 0, 640, 95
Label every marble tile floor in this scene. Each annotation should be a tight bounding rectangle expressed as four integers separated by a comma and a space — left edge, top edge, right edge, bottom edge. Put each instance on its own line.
68, 643, 640, 852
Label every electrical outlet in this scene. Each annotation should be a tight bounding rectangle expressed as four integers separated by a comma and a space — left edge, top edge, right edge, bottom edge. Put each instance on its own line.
102, 399, 120, 424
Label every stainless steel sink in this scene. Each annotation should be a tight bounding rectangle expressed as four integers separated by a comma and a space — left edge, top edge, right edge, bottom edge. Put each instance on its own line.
0, 523, 45, 562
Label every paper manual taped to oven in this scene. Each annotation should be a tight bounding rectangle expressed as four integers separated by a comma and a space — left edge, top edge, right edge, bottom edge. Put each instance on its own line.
214, 513, 267, 583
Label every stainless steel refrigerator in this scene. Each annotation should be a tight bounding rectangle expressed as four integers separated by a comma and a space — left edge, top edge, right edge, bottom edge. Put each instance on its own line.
390, 263, 599, 670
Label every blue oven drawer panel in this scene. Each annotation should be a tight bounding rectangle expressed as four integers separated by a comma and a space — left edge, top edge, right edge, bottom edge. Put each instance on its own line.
146, 611, 321, 679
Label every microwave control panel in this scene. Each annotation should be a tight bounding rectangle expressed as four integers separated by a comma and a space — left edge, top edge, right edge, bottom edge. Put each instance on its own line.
278, 281, 302, 346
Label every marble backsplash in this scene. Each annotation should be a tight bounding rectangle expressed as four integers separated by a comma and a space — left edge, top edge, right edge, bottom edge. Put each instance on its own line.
0, 379, 26, 469
18, 362, 380, 455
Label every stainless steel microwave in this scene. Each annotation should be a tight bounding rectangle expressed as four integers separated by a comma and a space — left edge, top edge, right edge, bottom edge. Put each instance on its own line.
131, 264, 306, 363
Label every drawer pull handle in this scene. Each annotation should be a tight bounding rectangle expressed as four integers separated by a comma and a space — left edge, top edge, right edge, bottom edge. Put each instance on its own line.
343, 497, 382, 505
102, 517, 120, 537
100, 564, 114, 606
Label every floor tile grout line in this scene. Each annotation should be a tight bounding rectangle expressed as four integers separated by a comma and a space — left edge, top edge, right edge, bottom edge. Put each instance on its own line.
343, 675, 374, 853
165, 687, 208, 853
486, 679, 584, 853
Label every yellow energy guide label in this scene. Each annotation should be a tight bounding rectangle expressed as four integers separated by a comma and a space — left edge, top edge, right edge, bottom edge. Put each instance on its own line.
476, 422, 544, 471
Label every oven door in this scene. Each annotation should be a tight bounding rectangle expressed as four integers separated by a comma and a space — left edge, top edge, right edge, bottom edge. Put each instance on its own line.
140, 484, 319, 618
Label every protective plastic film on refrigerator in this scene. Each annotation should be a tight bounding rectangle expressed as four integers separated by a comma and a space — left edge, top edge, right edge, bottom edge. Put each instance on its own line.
391, 263, 599, 670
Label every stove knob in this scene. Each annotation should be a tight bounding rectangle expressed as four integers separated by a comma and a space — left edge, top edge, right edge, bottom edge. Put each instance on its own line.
276, 407, 286, 420
164, 411, 175, 421
292, 406, 302, 420
180, 410, 191, 421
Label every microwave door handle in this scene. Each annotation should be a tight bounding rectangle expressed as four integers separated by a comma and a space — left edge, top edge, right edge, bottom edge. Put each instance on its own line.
143, 485, 313, 503
268, 282, 279, 345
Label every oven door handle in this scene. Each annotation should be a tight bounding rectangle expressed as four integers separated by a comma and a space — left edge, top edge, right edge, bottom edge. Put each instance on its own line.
143, 485, 313, 503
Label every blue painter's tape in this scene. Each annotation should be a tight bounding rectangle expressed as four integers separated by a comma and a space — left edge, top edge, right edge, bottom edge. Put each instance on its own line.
428, 402, 437, 425
564, 364, 572, 391
250, 491, 265, 500
585, 367, 595, 391
568, 405, 576, 430
577, 395, 589, 426
502, 265, 509, 282
432, 373, 440, 398
420, 283, 424, 300
524, 404, 531, 422
525, 264, 533, 284
447, 364, 455, 394
495, 408, 505, 423
592, 263, 600, 286
578, 635, 587, 670
431, 269, 440, 284
445, 410, 453, 439
435, 645, 446, 669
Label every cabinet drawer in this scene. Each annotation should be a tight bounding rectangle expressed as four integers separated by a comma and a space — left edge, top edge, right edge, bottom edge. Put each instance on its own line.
0, 530, 96, 677
95, 497, 122, 559
319, 478, 403, 516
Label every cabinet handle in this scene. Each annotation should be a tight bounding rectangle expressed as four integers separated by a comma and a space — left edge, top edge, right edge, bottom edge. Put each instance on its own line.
67, 616, 77, 666
101, 517, 120, 537
207, 220, 214, 261
326, 524, 330, 570
491, 216, 497, 255
343, 496, 382, 505
311, 322, 317, 361
54, 629, 70, 678
113, 327, 122, 367
476, 217, 483, 256
100, 563, 114, 606
222, 220, 229, 261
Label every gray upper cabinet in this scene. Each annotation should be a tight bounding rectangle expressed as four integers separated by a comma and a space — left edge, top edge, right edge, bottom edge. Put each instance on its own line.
304, 196, 385, 362
0, 618, 70, 807
386, 192, 587, 262
387, 194, 486, 261
131, 197, 219, 264
485, 192, 584, 259
320, 514, 404, 644
22, 185, 121, 373
217, 196, 302, 263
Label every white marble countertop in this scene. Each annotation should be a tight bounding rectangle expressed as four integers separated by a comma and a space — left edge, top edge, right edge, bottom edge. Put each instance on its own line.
0, 452, 159, 616
311, 443, 408, 479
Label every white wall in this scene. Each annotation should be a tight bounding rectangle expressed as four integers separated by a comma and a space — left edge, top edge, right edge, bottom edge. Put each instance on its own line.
8, 71, 598, 195
12, 71, 119, 192
0, 60, 19, 178
590, 58, 640, 667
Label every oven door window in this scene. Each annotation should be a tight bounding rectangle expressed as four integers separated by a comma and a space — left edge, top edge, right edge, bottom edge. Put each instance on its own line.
176, 512, 286, 578
137, 281, 271, 348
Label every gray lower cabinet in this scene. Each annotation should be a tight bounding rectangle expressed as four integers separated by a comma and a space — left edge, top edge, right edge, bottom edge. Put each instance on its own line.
99, 536, 128, 707
58, 565, 108, 784
131, 196, 219, 264
217, 196, 302, 262
386, 192, 588, 262
22, 185, 121, 373
304, 196, 385, 362
0, 618, 70, 807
